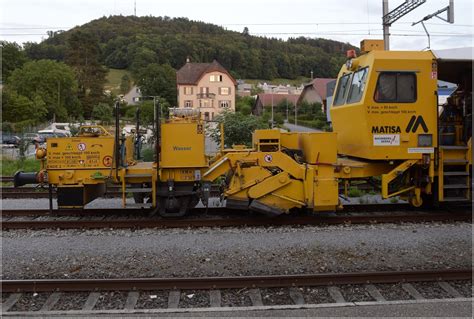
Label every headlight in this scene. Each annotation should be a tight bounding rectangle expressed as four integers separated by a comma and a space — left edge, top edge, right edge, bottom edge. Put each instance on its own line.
418, 134, 432, 147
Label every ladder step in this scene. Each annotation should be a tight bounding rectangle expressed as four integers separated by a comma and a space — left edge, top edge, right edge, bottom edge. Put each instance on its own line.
126, 203, 153, 208
443, 159, 468, 164
126, 188, 153, 193
444, 171, 469, 176
441, 145, 469, 150
125, 174, 153, 178
443, 184, 469, 189
443, 197, 470, 202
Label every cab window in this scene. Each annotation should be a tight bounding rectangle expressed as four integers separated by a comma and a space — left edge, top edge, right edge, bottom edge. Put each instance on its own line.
346, 67, 369, 104
333, 73, 352, 106
374, 72, 417, 103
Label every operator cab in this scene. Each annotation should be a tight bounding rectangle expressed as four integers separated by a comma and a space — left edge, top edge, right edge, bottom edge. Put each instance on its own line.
331, 40, 438, 161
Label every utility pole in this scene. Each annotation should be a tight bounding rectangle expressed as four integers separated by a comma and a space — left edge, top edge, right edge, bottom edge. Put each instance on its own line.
382, 0, 427, 50
134, 0, 136, 16
271, 88, 274, 128
383, 0, 390, 50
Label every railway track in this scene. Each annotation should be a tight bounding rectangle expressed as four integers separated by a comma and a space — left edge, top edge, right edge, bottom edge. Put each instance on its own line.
2, 269, 472, 315
2, 206, 471, 230
1, 176, 377, 199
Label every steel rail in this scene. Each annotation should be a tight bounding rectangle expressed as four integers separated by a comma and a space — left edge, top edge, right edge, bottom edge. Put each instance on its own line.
0, 203, 415, 217
1, 185, 377, 199
3, 269, 471, 293
0, 176, 13, 183
2, 210, 471, 230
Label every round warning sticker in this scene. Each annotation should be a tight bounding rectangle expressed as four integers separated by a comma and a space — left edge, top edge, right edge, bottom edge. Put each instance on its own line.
77, 143, 86, 151
103, 156, 113, 167
264, 154, 273, 163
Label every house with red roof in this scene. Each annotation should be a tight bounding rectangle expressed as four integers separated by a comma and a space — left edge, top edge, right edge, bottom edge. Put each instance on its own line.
253, 93, 300, 116
297, 78, 336, 113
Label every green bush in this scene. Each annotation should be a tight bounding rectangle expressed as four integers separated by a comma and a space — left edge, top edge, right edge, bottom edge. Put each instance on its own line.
273, 113, 284, 125
142, 148, 154, 161
211, 110, 267, 148
239, 104, 252, 116
348, 187, 363, 198
390, 197, 399, 204
91, 102, 113, 123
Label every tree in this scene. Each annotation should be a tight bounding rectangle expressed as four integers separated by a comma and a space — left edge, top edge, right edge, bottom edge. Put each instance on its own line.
91, 102, 113, 123
210, 111, 267, 148
1, 41, 28, 81
21, 15, 355, 81
125, 98, 170, 125
120, 74, 131, 94
236, 95, 254, 115
2, 89, 48, 129
7, 59, 81, 121
65, 30, 107, 117
136, 63, 177, 107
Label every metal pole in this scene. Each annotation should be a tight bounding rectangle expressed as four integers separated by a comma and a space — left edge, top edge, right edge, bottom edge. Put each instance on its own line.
135, 106, 141, 160
56, 80, 60, 123
114, 101, 120, 179
294, 97, 297, 126
271, 89, 274, 128
383, 0, 390, 50
420, 21, 431, 49
155, 98, 161, 166
220, 122, 224, 152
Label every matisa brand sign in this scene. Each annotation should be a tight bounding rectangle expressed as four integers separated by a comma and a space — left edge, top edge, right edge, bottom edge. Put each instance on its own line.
371, 126, 401, 134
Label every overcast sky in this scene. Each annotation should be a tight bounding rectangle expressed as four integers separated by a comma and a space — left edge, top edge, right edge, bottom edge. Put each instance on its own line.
1, 0, 473, 50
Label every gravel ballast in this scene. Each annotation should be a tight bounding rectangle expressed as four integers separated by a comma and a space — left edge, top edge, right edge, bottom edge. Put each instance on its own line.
2, 221, 471, 280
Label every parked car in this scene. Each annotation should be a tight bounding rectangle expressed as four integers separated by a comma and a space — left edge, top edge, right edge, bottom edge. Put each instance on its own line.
2, 135, 21, 147
23, 133, 44, 144
38, 132, 58, 142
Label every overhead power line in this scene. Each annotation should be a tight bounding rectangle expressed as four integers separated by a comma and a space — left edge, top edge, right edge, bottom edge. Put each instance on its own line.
0, 22, 472, 30
1, 31, 472, 37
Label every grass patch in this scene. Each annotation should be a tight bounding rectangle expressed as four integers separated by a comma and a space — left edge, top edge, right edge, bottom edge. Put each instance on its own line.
105, 68, 133, 95
1, 157, 41, 177
348, 187, 364, 198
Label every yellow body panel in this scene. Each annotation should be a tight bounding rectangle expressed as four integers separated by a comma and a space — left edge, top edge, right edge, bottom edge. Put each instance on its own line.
160, 121, 207, 168
331, 50, 438, 160
360, 39, 385, 53
204, 129, 340, 213
46, 136, 116, 185
299, 133, 337, 164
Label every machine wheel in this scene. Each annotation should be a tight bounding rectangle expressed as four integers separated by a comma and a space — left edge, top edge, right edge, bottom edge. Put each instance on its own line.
158, 196, 192, 217
409, 195, 423, 208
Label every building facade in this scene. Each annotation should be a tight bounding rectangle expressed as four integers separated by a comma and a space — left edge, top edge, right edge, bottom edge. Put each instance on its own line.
252, 93, 300, 116
176, 60, 237, 121
297, 78, 336, 113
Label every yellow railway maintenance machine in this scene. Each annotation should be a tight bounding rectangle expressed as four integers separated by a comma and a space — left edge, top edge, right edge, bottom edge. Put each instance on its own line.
331, 40, 472, 207
14, 40, 471, 215
199, 39, 472, 214
15, 106, 210, 217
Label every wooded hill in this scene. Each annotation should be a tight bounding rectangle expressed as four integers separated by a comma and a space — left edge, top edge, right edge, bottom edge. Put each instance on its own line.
25, 15, 356, 80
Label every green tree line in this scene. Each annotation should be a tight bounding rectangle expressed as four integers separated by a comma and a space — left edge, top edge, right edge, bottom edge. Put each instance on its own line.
23, 15, 355, 80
